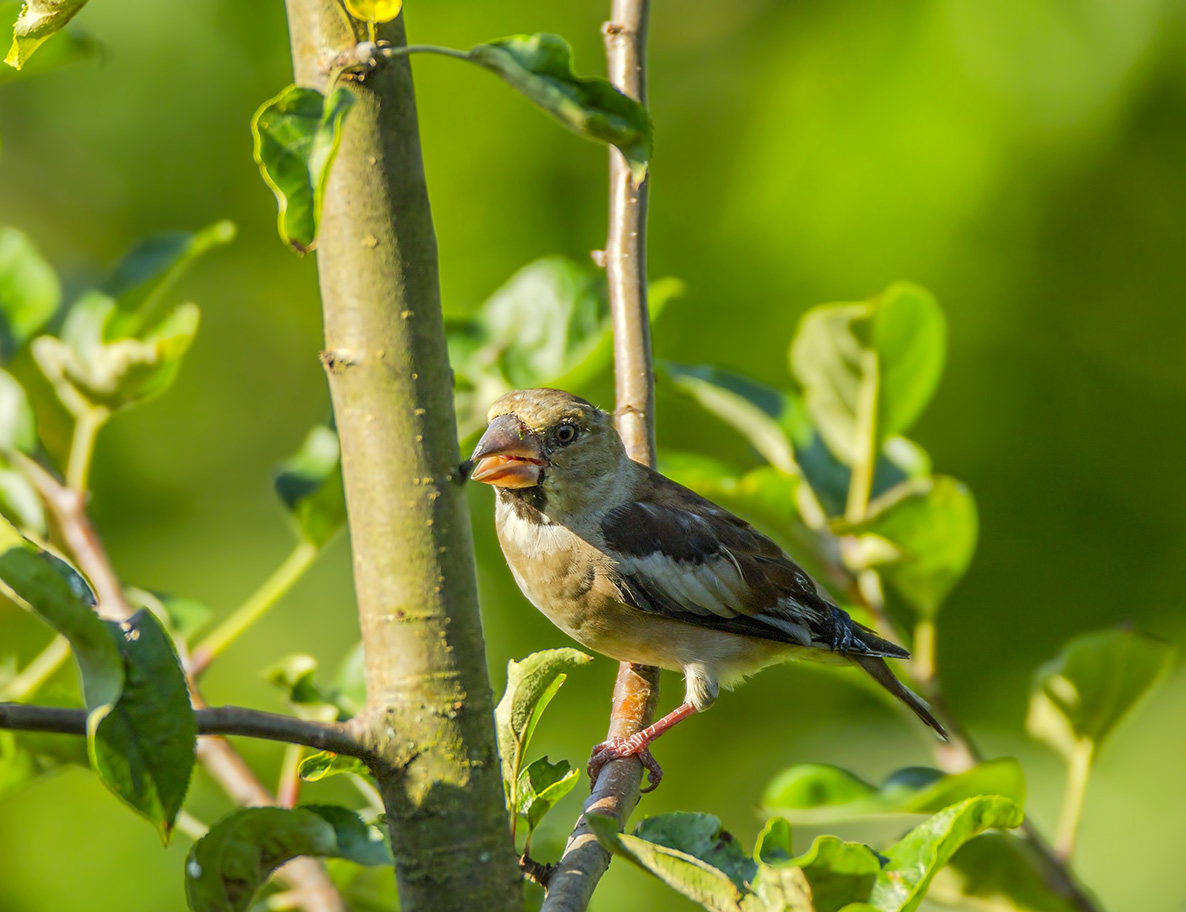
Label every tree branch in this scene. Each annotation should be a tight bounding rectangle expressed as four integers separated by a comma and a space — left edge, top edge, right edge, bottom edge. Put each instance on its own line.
284, 5, 520, 910
0, 702, 375, 760
543, 4, 658, 911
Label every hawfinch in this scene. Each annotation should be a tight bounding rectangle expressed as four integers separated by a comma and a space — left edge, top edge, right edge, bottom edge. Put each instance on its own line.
469, 388, 946, 789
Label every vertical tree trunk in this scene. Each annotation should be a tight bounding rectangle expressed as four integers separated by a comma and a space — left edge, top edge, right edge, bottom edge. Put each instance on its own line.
282, 6, 521, 910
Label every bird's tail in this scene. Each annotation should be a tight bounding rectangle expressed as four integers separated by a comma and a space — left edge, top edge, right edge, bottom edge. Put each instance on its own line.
852, 655, 949, 741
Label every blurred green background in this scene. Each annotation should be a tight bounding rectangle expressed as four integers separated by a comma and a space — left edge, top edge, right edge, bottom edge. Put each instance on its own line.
2, 0, 1184, 909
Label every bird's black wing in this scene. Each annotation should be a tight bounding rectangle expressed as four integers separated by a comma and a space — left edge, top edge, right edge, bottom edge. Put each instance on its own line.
600, 470, 907, 659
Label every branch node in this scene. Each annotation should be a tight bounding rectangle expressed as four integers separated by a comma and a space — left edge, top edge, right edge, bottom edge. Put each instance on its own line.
320, 349, 356, 373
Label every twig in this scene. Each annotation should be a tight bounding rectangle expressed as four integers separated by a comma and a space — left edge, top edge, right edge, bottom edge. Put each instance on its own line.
543, 7, 657, 911
0, 703, 374, 760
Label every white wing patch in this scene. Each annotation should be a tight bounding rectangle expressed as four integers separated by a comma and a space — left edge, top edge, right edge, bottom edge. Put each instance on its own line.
618, 550, 748, 619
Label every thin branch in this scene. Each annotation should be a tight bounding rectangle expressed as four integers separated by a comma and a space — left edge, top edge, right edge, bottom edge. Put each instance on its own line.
545, 10, 657, 910
0, 702, 375, 761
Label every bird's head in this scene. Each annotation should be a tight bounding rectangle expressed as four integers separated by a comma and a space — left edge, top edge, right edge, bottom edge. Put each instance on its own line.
468, 388, 626, 516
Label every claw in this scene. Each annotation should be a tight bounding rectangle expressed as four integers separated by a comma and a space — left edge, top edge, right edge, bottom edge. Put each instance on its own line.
588, 736, 664, 792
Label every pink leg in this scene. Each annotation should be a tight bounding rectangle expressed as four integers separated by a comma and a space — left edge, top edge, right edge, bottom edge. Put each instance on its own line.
587, 702, 698, 793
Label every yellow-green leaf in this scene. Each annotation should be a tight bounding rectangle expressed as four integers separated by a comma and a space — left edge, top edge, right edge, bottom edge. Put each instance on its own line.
4, 0, 88, 69
343, 0, 401, 23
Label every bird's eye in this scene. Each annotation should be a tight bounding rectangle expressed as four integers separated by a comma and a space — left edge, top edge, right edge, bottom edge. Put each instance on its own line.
554, 424, 579, 446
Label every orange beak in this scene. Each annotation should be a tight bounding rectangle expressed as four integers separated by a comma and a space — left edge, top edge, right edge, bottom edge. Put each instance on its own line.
469, 414, 545, 489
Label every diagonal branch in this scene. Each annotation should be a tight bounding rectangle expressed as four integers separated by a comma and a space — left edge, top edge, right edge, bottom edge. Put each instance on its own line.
0, 702, 376, 761
543, 4, 658, 910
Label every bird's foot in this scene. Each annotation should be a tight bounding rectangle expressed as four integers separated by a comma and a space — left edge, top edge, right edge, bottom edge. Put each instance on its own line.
588, 735, 664, 793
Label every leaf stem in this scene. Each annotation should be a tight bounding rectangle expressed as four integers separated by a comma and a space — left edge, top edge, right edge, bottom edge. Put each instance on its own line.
190, 540, 320, 675
0, 635, 71, 701
844, 349, 879, 523
278, 741, 306, 808
66, 407, 107, 492
912, 619, 935, 684
1055, 739, 1093, 862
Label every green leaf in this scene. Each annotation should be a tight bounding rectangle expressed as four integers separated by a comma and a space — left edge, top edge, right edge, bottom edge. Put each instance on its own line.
332, 641, 366, 718
299, 750, 370, 782
659, 362, 801, 475
494, 647, 592, 791
101, 220, 235, 340
251, 85, 356, 253
0, 519, 195, 838
33, 292, 200, 414
0, 368, 36, 453
659, 361, 926, 519
1026, 628, 1174, 762
4, 0, 88, 69
792, 835, 883, 912
469, 34, 652, 184
0, 1, 95, 84
185, 805, 392, 912
451, 261, 681, 440
92, 609, 196, 842
928, 833, 1083, 912
660, 453, 803, 536
742, 818, 815, 912
868, 796, 1024, 912
633, 812, 757, 892
842, 476, 978, 617
587, 812, 747, 912
763, 758, 1025, 824
517, 756, 578, 834
790, 283, 945, 466
274, 423, 345, 547
0, 518, 117, 709
0, 226, 60, 360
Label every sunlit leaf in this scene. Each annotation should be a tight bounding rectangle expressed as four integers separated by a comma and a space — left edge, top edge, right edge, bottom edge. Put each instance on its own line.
1026, 628, 1174, 763
517, 756, 578, 834
587, 812, 747, 912
0, 226, 59, 360
842, 475, 978, 617
4, 0, 88, 69
763, 758, 1025, 824
274, 422, 345, 546
251, 85, 355, 253
470, 34, 652, 184
343, 0, 401, 23
0, 682, 87, 802
790, 283, 945, 466
185, 805, 392, 912
494, 647, 592, 794
0, 462, 45, 534
299, 750, 369, 782
633, 812, 758, 892
867, 796, 1024, 912
928, 832, 1084, 912
126, 588, 212, 645
792, 834, 883, 912
0, 1, 94, 83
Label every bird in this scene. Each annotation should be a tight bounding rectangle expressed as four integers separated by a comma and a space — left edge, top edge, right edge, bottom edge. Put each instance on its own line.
467, 388, 947, 790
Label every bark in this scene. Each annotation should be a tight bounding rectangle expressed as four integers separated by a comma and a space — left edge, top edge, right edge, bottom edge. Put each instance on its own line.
282, 6, 520, 910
